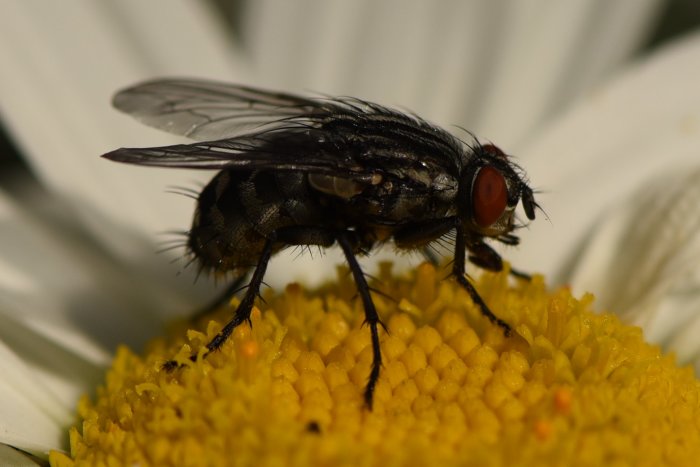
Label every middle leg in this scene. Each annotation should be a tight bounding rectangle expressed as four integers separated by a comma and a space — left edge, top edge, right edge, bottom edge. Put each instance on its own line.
336, 232, 386, 409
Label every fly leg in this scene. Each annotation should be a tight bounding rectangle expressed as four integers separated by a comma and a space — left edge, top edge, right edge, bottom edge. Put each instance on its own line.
277, 227, 385, 409
165, 226, 337, 370
164, 237, 276, 370
337, 232, 386, 409
453, 225, 511, 335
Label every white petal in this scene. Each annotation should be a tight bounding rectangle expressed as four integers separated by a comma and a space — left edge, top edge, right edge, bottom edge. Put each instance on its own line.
504, 31, 700, 368
0, 0, 242, 315
244, 0, 662, 145
566, 160, 700, 370
0, 0, 246, 262
0, 186, 220, 454
568, 169, 700, 319
0, 188, 217, 452
0, 188, 172, 353
0, 338, 72, 457
466, 0, 663, 147
508, 31, 700, 281
0, 190, 123, 452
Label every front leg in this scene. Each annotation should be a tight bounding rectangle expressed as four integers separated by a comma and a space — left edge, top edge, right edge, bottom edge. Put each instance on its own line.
453, 224, 511, 335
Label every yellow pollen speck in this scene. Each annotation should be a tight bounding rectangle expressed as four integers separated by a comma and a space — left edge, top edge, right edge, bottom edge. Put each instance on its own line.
49, 263, 700, 467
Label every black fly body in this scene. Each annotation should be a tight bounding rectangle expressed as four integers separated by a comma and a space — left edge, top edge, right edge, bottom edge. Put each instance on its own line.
103, 78, 539, 409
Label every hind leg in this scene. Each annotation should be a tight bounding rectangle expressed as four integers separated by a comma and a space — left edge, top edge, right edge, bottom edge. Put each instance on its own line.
336, 232, 387, 409
165, 226, 335, 368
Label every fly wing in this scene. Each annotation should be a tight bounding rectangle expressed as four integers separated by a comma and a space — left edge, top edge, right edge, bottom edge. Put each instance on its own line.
106, 79, 465, 191
112, 78, 331, 141
102, 129, 369, 180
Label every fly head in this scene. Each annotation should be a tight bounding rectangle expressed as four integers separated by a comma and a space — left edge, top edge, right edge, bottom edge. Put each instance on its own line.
458, 143, 537, 240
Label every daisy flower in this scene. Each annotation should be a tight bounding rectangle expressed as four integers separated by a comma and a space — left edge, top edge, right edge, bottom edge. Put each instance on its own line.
1, 1, 699, 465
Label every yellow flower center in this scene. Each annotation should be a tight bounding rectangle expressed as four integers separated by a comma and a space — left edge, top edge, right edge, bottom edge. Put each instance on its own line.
50, 263, 700, 466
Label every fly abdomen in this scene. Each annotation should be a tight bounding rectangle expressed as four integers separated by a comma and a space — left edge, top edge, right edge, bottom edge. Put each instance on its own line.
241, 171, 326, 230
189, 170, 330, 273
188, 170, 262, 272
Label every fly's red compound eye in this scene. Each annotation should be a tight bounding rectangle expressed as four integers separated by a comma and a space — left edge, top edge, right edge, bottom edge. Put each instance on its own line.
472, 165, 507, 228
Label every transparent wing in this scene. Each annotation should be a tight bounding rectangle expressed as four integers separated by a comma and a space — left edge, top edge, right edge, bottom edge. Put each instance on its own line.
106, 79, 465, 188
102, 130, 371, 180
112, 78, 330, 141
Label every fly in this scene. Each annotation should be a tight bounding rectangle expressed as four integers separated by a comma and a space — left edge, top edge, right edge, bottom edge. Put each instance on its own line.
102, 78, 540, 409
